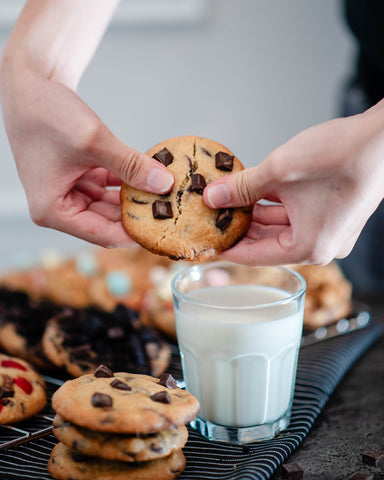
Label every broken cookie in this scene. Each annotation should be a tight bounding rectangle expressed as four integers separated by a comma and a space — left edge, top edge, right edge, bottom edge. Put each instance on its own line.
120, 136, 252, 262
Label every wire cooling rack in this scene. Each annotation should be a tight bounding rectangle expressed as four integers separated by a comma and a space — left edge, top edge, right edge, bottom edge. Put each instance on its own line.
0, 343, 183, 453
0, 375, 63, 452
0, 310, 371, 480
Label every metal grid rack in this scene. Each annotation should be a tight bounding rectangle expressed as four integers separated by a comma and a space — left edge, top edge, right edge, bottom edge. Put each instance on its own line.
0, 375, 63, 452
0, 344, 183, 453
0, 311, 371, 479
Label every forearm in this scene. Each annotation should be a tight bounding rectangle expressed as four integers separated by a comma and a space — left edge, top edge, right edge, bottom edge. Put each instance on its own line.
1, 0, 120, 89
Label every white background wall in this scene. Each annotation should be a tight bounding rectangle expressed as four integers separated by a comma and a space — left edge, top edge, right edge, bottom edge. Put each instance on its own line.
0, 0, 356, 267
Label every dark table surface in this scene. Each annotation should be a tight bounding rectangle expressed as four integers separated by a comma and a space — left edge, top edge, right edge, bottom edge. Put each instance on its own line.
272, 302, 384, 480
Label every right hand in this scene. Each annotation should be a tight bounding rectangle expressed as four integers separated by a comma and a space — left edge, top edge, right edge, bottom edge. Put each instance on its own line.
204, 106, 384, 266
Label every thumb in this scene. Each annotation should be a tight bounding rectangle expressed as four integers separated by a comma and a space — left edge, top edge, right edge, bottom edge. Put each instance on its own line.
204, 165, 268, 208
104, 136, 174, 194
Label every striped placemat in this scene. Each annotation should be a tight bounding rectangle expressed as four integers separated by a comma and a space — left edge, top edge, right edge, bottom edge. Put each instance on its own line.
181, 320, 383, 480
0, 321, 381, 480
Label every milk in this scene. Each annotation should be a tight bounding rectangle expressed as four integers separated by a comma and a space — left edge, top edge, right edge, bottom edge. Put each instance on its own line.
174, 285, 303, 428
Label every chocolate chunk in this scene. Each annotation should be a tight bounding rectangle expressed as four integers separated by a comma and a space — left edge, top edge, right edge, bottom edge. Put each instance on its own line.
200, 146, 212, 157
215, 208, 233, 231
362, 449, 384, 466
0, 375, 14, 397
349, 473, 373, 480
150, 391, 171, 404
110, 379, 132, 391
158, 373, 177, 389
190, 174, 207, 194
152, 200, 173, 219
94, 365, 114, 378
215, 151, 234, 171
71, 451, 91, 463
281, 462, 304, 480
150, 442, 166, 453
132, 197, 149, 205
153, 148, 174, 167
91, 392, 113, 408
0, 386, 14, 399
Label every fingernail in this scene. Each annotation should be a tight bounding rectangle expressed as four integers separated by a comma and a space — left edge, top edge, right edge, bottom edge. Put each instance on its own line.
146, 168, 174, 193
207, 184, 230, 208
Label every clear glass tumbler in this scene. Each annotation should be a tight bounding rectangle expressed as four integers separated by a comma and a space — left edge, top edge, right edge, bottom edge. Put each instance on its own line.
171, 261, 306, 444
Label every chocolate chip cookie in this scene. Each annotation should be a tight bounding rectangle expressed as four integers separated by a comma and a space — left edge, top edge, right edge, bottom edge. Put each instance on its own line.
52, 414, 188, 462
48, 442, 186, 480
0, 287, 59, 369
0, 353, 47, 424
42, 305, 171, 378
51, 370, 199, 434
120, 136, 252, 261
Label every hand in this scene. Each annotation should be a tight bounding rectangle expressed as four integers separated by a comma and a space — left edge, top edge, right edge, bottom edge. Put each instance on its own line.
0, 0, 174, 248
204, 106, 384, 266
1, 70, 173, 247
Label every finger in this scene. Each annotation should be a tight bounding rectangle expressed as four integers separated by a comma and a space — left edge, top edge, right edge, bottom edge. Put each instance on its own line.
252, 203, 289, 226
87, 200, 122, 222
219, 226, 305, 266
55, 210, 135, 248
74, 180, 121, 206
98, 135, 174, 194
204, 164, 272, 208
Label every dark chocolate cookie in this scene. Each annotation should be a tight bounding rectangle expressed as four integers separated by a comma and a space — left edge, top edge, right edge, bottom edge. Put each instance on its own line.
42, 305, 171, 378
0, 287, 58, 369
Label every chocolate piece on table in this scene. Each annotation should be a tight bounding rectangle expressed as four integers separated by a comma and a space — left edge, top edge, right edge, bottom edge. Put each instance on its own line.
153, 148, 174, 167
362, 449, 384, 466
190, 173, 207, 194
215, 151, 234, 171
158, 373, 177, 389
152, 200, 173, 220
94, 365, 114, 378
349, 473, 373, 480
281, 462, 304, 480
110, 379, 132, 391
150, 391, 171, 404
91, 392, 113, 408
215, 209, 233, 231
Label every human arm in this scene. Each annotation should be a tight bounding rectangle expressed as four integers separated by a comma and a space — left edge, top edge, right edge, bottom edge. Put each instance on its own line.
0, 0, 174, 247
203, 101, 384, 266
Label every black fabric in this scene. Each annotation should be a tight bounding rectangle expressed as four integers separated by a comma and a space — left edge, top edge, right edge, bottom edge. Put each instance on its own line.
0, 322, 381, 480
344, 0, 384, 106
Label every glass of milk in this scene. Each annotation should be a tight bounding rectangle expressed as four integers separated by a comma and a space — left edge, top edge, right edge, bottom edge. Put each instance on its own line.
171, 261, 306, 444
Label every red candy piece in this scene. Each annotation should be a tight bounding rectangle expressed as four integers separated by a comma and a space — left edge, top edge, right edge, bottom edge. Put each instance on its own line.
1, 360, 27, 371
13, 377, 33, 395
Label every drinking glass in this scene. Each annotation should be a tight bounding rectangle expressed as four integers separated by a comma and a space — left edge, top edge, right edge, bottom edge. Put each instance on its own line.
171, 261, 306, 444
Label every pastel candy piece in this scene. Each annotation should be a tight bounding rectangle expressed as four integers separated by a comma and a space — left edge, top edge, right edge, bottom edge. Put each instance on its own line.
75, 252, 98, 276
106, 271, 132, 296
40, 248, 64, 269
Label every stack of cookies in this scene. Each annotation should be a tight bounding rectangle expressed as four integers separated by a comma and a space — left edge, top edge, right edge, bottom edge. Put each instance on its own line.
48, 366, 200, 480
